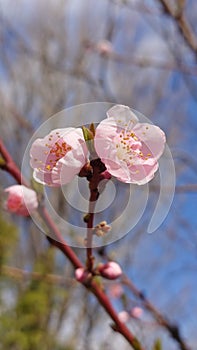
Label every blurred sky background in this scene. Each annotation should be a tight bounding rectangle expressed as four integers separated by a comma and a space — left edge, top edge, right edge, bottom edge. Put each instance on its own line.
0, 1, 197, 349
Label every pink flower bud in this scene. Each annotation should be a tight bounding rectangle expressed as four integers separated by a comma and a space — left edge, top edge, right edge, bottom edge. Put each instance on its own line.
130, 307, 143, 319
4, 185, 38, 216
98, 261, 122, 280
118, 311, 129, 323
75, 267, 89, 283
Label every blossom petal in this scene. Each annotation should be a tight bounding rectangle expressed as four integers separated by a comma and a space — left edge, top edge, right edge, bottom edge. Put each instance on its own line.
133, 123, 166, 160
107, 104, 139, 129
125, 162, 159, 185
33, 169, 59, 187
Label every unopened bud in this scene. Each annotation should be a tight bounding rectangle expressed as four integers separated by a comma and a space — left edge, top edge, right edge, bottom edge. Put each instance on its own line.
93, 221, 111, 237
99, 221, 111, 232
118, 311, 129, 323
75, 267, 89, 283
4, 185, 38, 216
98, 261, 122, 280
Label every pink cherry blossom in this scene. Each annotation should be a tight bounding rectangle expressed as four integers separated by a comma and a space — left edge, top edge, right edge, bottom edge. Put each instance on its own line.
94, 105, 166, 185
4, 185, 38, 216
30, 128, 88, 186
98, 261, 122, 280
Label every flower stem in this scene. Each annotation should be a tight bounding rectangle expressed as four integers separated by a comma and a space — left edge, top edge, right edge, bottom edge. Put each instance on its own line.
85, 157, 107, 271
86, 193, 97, 271
85, 158, 107, 271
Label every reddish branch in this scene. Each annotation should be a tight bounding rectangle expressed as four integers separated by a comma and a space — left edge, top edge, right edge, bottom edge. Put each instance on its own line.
39, 207, 83, 269
0, 140, 27, 186
0, 138, 144, 350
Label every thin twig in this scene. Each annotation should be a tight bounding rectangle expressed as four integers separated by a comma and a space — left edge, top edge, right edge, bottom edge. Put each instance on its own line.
87, 41, 197, 76
86, 160, 102, 271
158, 0, 197, 55
1, 265, 73, 286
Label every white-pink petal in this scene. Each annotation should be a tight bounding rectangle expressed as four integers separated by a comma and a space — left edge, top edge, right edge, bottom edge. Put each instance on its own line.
133, 123, 166, 160
107, 104, 139, 128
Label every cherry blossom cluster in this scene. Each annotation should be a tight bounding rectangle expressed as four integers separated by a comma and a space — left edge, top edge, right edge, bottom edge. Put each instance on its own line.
3, 104, 166, 220
29, 104, 166, 187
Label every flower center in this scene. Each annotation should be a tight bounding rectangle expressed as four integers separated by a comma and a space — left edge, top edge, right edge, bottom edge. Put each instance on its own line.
114, 129, 142, 166
44, 135, 72, 171
50, 141, 71, 161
